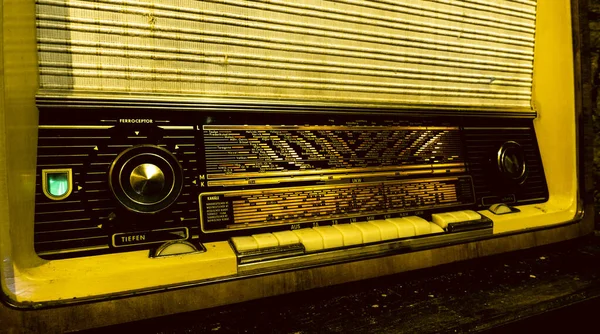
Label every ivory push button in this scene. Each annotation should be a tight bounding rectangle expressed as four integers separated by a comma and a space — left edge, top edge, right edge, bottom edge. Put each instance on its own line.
272, 231, 301, 246
386, 218, 417, 238
462, 210, 482, 220
432, 210, 482, 229
404, 216, 431, 235
293, 228, 324, 251
430, 223, 445, 234
369, 220, 399, 240
332, 224, 363, 246
431, 213, 456, 229
313, 226, 344, 249
351, 223, 382, 243
445, 211, 472, 223
231, 236, 259, 252
252, 233, 279, 248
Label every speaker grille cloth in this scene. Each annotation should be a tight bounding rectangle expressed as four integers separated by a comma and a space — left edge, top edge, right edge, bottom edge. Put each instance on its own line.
36, 0, 537, 111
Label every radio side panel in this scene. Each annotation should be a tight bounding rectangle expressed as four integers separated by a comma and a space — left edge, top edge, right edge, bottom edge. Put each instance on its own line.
0, 0, 42, 301
0, 0, 594, 332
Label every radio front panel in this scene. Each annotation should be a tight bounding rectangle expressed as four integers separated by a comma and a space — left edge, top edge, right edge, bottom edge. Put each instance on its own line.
0, 0, 590, 330
34, 109, 547, 259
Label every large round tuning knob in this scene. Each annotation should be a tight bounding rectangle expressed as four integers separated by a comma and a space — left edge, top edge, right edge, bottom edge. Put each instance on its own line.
109, 145, 183, 214
497, 141, 527, 184
130, 163, 166, 196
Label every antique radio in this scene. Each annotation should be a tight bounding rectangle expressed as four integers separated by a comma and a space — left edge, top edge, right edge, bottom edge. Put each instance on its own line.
0, 0, 592, 331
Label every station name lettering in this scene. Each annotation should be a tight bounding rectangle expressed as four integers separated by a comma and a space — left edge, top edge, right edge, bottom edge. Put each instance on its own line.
119, 119, 153, 124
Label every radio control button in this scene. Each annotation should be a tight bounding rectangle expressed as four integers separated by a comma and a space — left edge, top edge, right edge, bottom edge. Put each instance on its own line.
403, 216, 432, 235
489, 203, 514, 215
369, 220, 399, 240
462, 210, 482, 220
332, 224, 363, 246
130, 163, 165, 196
385, 218, 417, 238
109, 145, 183, 214
272, 231, 300, 246
252, 233, 279, 248
231, 236, 259, 252
313, 226, 344, 249
430, 223, 445, 234
293, 229, 324, 251
497, 141, 527, 183
351, 223, 382, 243
448, 211, 472, 222
431, 213, 456, 229
154, 240, 198, 257
432, 210, 482, 229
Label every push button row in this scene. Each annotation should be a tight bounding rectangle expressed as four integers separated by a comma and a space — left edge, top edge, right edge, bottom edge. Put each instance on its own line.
431, 210, 482, 229
230, 230, 300, 252
231, 216, 447, 253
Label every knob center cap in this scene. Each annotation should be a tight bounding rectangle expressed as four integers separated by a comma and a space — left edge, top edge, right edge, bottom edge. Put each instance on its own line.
130, 163, 165, 196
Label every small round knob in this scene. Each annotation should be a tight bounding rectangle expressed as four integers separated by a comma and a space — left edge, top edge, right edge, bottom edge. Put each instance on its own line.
497, 141, 527, 183
129, 163, 165, 196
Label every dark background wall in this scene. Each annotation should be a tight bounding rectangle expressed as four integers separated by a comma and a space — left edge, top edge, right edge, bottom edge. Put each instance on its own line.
586, 1, 599, 225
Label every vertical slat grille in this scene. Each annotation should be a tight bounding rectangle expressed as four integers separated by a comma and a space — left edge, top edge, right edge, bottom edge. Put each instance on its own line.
36, 0, 537, 111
